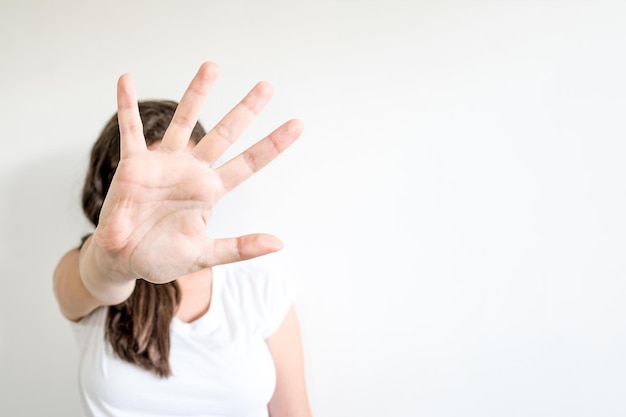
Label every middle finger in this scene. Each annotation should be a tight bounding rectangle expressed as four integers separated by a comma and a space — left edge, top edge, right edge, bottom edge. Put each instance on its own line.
193, 81, 274, 164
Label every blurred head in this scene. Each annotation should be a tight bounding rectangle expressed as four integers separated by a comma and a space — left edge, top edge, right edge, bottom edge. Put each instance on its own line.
81, 100, 206, 226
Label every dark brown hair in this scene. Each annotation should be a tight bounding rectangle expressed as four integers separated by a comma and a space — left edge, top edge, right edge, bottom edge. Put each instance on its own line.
81, 100, 206, 377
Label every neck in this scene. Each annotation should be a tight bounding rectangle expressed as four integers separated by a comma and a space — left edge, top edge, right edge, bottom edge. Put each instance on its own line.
174, 268, 213, 323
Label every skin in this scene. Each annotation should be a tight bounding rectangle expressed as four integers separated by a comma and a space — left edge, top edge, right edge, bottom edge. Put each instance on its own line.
53, 62, 312, 417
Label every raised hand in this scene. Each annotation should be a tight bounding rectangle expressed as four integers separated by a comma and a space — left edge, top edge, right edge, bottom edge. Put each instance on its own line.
93, 62, 302, 284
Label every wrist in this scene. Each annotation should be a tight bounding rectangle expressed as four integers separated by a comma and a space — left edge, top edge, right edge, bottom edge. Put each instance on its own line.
79, 234, 136, 305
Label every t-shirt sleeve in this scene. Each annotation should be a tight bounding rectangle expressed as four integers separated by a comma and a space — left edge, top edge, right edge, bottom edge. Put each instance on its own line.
69, 306, 107, 355
226, 261, 295, 340
258, 267, 295, 340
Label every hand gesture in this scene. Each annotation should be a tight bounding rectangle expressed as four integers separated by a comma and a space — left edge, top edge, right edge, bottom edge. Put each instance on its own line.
93, 62, 302, 284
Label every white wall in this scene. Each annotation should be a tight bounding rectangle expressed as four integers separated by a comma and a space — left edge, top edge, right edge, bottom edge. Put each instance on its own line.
1, 1, 626, 416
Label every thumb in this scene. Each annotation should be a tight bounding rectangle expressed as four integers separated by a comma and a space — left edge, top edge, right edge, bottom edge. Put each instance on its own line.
204, 233, 284, 266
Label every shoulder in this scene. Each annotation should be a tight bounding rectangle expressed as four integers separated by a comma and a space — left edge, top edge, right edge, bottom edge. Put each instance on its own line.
70, 306, 108, 352
72, 304, 108, 328
216, 261, 294, 339
216, 261, 292, 303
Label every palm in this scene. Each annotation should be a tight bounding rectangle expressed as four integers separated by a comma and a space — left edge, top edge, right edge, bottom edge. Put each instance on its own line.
93, 63, 302, 284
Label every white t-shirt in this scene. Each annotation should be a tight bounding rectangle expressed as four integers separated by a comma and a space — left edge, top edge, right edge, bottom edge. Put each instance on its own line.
71, 262, 293, 417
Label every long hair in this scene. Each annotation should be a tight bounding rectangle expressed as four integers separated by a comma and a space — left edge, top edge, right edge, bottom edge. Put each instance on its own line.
81, 100, 206, 377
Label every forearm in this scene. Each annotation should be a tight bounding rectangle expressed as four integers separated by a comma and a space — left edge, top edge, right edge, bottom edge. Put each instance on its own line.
53, 236, 136, 322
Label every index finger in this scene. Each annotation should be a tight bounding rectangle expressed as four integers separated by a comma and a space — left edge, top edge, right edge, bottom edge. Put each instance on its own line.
117, 74, 147, 157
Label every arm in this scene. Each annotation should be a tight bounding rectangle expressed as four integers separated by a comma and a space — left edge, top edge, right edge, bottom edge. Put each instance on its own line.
267, 306, 313, 417
53, 248, 99, 322
53, 62, 302, 321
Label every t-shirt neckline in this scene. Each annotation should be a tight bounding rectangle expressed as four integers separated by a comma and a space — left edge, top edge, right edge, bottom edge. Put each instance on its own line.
171, 266, 222, 333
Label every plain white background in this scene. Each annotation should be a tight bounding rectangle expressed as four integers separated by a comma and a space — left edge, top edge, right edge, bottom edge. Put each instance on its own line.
1, 1, 626, 416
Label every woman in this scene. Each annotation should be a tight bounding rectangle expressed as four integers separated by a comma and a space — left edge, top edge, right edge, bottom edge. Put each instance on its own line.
53, 62, 312, 417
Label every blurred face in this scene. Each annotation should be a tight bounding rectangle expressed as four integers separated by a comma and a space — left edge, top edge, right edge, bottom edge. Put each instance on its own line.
147, 139, 198, 151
